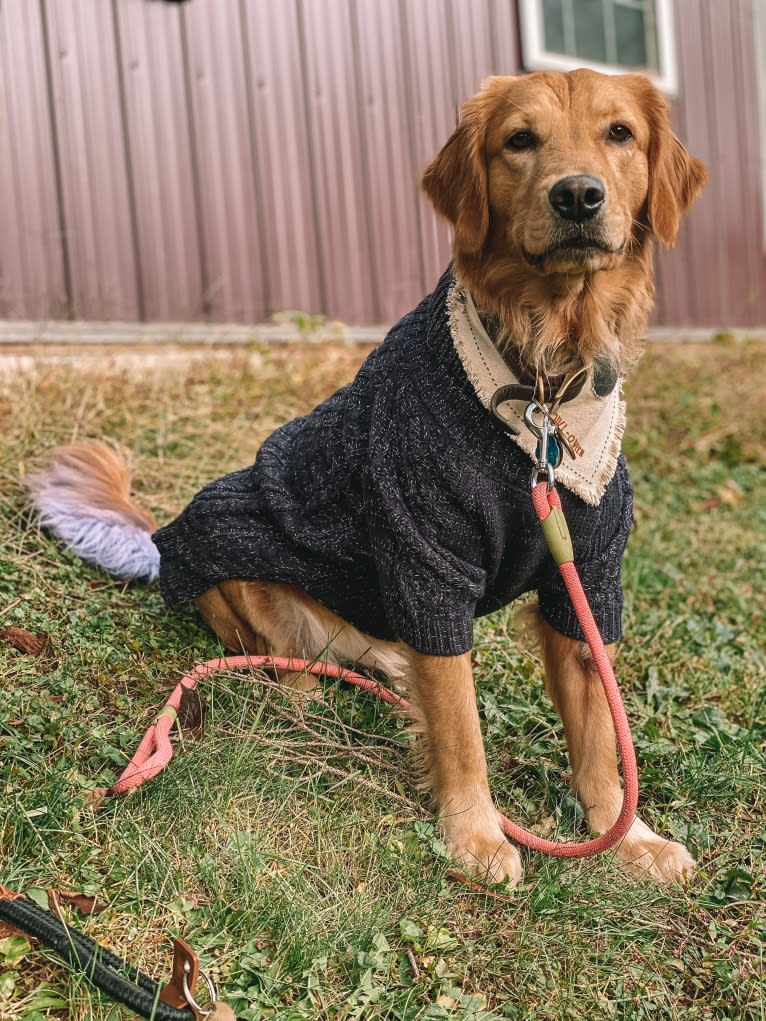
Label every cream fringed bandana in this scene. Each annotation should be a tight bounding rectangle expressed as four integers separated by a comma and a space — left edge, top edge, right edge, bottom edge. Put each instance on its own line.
447, 280, 626, 506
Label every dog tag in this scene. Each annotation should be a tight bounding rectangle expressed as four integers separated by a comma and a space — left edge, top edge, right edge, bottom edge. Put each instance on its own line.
536, 433, 562, 469
552, 427, 577, 461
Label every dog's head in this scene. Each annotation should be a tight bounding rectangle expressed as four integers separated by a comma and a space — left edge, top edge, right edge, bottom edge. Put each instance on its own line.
422, 69, 707, 277
422, 70, 706, 374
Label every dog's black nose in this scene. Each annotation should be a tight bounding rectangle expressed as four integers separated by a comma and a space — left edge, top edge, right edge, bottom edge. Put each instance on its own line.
549, 175, 606, 222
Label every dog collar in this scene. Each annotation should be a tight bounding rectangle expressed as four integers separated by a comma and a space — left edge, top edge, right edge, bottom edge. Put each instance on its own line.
446, 279, 626, 506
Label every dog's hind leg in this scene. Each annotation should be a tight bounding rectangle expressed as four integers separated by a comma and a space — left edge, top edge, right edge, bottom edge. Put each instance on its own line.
536, 613, 696, 883
197, 580, 409, 694
196, 582, 271, 656
196, 581, 322, 690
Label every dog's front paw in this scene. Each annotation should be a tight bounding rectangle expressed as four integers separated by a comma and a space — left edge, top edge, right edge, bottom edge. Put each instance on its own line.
442, 812, 523, 886
615, 818, 696, 883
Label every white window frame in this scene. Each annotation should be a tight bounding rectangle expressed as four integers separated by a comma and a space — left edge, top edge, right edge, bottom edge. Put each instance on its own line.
518, 0, 679, 95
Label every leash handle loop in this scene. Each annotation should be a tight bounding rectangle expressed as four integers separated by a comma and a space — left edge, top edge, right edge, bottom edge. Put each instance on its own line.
111, 658, 407, 795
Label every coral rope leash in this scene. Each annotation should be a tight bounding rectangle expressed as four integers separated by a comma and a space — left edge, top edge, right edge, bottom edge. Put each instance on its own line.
110, 657, 408, 795
111, 485, 639, 861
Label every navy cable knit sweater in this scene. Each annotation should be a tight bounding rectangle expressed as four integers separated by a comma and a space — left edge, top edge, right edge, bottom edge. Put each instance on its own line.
153, 270, 632, 655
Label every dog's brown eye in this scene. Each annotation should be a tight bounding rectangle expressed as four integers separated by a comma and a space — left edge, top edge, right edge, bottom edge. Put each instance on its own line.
505, 131, 536, 151
608, 124, 633, 143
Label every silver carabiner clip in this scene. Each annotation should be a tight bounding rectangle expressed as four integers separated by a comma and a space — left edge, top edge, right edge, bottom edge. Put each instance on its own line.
523, 399, 546, 442
524, 400, 561, 489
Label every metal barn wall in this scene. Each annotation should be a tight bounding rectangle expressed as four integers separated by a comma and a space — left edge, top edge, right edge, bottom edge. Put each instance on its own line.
654, 0, 766, 326
0, 0, 763, 326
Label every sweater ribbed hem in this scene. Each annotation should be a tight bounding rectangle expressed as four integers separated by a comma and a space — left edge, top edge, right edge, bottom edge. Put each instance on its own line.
539, 586, 623, 645
396, 612, 474, 657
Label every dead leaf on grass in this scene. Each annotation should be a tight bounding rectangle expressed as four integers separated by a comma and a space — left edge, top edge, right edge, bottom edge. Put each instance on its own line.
0, 885, 32, 939
0, 626, 50, 656
691, 479, 745, 513
0, 922, 28, 938
47, 889, 109, 918
83, 787, 110, 811
176, 686, 206, 739
716, 479, 744, 506
692, 498, 722, 512
436, 994, 460, 1009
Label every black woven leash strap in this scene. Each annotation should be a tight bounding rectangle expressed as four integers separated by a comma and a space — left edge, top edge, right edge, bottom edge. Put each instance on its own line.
0, 896, 194, 1021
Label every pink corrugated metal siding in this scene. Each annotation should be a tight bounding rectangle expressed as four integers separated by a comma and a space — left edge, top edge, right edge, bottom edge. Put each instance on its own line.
243, 1, 322, 317
45, 0, 140, 320
299, 0, 377, 324
0, 0, 763, 326
730, 1, 766, 318
352, 0, 427, 321
729, 0, 766, 321
654, 2, 710, 324
0, 1, 67, 318
654, 0, 766, 325
115, 1, 204, 320
183, 0, 266, 322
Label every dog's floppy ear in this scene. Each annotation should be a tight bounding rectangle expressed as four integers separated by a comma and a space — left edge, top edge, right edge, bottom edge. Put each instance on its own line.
421, 90, 491, 255
637, 80, 707, 247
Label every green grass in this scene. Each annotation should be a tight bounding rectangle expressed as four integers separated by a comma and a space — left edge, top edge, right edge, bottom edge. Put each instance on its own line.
1, 339, 764, 1020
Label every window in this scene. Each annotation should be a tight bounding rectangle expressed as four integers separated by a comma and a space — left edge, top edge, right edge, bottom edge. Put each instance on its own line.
519, 0, 678, 94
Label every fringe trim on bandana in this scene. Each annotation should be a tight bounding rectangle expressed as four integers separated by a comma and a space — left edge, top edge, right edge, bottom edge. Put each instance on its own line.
446, 280, 626, 506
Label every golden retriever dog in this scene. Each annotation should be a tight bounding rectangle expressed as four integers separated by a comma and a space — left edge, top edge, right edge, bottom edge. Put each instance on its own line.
29, 70, 706, 887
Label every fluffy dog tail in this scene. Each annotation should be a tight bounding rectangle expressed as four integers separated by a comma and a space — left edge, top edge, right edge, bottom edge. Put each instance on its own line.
26, 441, 160, 582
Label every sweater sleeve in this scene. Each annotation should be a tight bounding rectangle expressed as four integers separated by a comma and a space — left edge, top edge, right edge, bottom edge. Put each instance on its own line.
364, 391, 487, 656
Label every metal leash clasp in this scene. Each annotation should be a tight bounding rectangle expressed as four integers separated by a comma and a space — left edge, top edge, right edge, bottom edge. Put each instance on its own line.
524, 399, 562, 489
